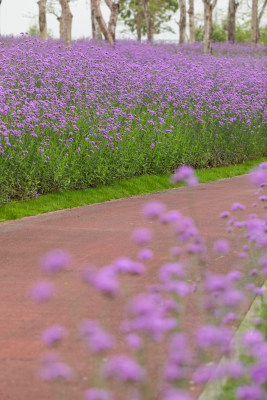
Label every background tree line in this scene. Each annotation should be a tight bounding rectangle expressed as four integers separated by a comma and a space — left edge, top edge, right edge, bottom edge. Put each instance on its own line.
13, 0, 267, 53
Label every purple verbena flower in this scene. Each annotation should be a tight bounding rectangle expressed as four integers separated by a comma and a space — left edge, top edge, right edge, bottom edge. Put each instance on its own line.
102, 355, 146, 382
213, 239, 230, 254
29, 281, 56, 302
131, 228, 153, 246
236, 385, 263, 400
142, 201, 166, 219
41, 325, 67, 346
41, 249, 72, 273
232, 202, 246, 211
84, 389, 114, 400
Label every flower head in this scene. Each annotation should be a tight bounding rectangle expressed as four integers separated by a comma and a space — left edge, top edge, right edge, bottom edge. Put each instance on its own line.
102, 355, 146, 382
41, 325, 67, 346
41, 249, 72, 273
171, 165, 198, 187
29, 281, 56, 302
84, 389, 114, 400
142, 201, 166, 219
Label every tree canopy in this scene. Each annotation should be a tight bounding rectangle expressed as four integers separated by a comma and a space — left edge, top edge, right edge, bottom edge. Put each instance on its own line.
120, 0, 178, 40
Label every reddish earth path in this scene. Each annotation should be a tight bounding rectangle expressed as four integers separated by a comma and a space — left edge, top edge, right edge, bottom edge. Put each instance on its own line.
0, 175, 261, 400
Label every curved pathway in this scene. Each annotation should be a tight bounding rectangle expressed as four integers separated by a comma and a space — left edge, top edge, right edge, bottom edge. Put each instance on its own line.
0, 175, 261, 400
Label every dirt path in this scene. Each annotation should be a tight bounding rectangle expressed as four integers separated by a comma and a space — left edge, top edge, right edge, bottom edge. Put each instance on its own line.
0, 175, 260, 400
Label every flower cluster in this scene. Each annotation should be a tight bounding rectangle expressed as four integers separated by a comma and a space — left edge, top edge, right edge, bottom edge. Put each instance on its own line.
1, 38, 266, 205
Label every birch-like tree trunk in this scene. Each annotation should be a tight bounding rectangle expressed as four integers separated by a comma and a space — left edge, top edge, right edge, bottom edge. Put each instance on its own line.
257, 0, 267, 42
58, 0, 73, 45
38, 0, 48, 41
251, 0, 258, 44
137, 17, 142, 41
142, 0, 154, 41
226, 0, 239, 42
188, 0, 195, 42
179, 0, 186, 43
91, 0, 114, 44
202, 0, 217, 54
57, 15, 63, 39
90, 0, 102, 39
105, 0, 120, 41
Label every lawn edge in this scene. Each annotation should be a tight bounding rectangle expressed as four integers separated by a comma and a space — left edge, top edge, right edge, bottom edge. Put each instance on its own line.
0, 173, 249, 225
1, 156, 266, 223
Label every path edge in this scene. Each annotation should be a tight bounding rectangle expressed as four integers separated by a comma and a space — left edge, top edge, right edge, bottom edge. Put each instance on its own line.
198, 280, 267, 399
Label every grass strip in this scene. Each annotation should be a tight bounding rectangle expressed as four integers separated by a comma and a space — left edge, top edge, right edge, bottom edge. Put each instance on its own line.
0, 157, 266, 222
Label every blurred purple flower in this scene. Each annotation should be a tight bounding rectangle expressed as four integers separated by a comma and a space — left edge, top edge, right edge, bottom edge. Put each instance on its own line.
79, 320, 114, 353
137, 248, 153, 261
161, 388, 193, 400
250, 361, 267, 385
193, 363, 216, 383
242, 330, 264, 347
82, 265, 120, 297
236, 385, 263, 400
171, 166, 198, 187
159, 262, 186, 283
213, 239, 229, 254
126, 334, 143, 349
29, 281, 56, 302
232, 202, 246, 211
219, 211, 230, 218
102, 355, 146, 382
142, 201, 166, 219
249, 167, 267, 186
41, 325, 67, 346
84, 389, 114, 400
39, 351, 74, 381
41, 249, 72, 273
131, 228, 153, 246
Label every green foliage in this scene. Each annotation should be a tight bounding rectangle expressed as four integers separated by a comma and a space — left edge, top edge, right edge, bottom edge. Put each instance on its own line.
195, 26, 203, 42
195, 17, 267, 45
28, 22, 54, 38
259, 25, 267, 45
28, 23, 40, 37
212, 23, 226, 42
120, 0, 146, 39
235, 21, 251, 43
120, 0, 178, 39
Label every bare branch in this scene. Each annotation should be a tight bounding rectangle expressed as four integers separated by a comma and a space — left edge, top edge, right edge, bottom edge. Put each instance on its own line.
211, 0, 218, 11
259, 0, 267, 23
104, 0, 113, 9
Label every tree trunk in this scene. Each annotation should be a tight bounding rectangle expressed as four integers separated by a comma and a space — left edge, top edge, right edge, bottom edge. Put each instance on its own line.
137, 16, 142, 41
227, 0, 239, 42
107, 1, 120, 41
203, 0, 217, 54
91, 0, 102, 40
92, 0, 114, 44
58, 0, 73, 45
57, 16, 64, 40
188, 0, 195, 42
179, 0, 186, 43
91, 0, 96, 38
37, 0, 48, 41
251, 0, 258, 44
258, 0, 267, 42
142, 0, 154, 42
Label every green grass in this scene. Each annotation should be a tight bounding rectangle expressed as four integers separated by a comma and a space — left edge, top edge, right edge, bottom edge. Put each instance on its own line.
0, 157, 265, 222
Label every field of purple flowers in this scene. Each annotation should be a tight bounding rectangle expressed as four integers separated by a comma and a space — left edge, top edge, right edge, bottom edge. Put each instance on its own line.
0, 37, 266, 205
